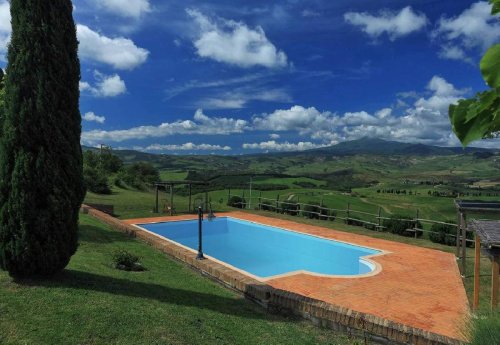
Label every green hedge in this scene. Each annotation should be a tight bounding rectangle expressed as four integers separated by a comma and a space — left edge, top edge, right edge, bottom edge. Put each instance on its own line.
227, 196, 246, 209
383, 214, 423, 238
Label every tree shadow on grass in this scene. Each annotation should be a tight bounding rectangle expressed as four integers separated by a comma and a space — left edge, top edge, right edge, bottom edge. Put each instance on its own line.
15, 270, 274, 321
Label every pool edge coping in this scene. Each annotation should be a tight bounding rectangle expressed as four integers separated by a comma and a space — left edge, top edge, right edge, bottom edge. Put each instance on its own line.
131, 215, 389, 282
81, 205, 465, 345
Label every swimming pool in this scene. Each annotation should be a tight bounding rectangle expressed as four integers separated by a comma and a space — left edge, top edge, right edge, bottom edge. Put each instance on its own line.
137, 217, 382, 280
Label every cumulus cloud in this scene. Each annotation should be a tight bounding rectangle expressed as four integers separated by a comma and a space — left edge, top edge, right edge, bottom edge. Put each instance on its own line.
432, 1, 500, 63
249, 76, 467, 147
187, 8, 288, 68
89, 0, 151, 19
269, 133, 280, 139
83, 111, 106, 124
199, 87, 292, 109
77, 24, 149, 70
344, 6, 427, 41
80, 70, 127, 97
81, 109, 247, 145
0, 0, 11, 60
242, 141, 326, 152
133, 143, 231, 152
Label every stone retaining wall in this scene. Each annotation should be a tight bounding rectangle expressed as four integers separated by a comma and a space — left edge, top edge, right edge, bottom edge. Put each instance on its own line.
81, 205, 463, 345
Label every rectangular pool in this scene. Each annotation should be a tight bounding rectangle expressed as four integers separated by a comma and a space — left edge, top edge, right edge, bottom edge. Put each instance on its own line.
137, 217, 382, 279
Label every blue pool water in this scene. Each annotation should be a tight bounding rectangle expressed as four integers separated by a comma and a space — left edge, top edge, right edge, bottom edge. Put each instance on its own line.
138, 217, 380, 278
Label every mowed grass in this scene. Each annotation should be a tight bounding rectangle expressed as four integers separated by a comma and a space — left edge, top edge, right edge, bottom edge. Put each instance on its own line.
0, 215, 360, 345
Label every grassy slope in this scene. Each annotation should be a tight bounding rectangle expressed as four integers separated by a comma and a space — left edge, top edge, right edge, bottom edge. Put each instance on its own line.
0, 215, 359, 345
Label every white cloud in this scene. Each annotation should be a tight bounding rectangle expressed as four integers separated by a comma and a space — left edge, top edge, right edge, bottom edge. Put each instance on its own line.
433, 1, 500, 63
269, 133, 280, 139
89, 0, 151, 19
252, 105, 337, 134
83, 111, 106, 124
134, 143, 231, 152
242, 141, 326, 152
199, 87, 292, 109
187, 8, 288, 68
0, 0, 11, 60
249, 76, 468, 147
344, 6, 427, 41
81, 109, 248, 145
77, 24, 149, 70
80, 70, 127, 97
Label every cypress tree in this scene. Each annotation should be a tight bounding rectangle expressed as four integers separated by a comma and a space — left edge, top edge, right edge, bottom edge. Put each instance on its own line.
0, 0, 85, 277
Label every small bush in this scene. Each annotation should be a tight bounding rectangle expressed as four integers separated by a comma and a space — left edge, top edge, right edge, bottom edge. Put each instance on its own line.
259, 200, 274, 211
303, 201, 330, 220
383, 214, 423, 238
347, 216, 364, 227
83, 166, 111, 194
429, 221, 457, 246
227, 196, 246, 209
113, 250, 145, 271
429, 221, 474, 247
281, 201, 299, 216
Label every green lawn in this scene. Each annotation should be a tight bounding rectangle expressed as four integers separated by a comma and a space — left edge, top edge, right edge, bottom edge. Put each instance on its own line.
0, 215, 360, 345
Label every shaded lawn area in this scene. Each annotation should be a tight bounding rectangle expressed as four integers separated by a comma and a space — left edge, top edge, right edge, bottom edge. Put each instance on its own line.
0, 215, 359, 345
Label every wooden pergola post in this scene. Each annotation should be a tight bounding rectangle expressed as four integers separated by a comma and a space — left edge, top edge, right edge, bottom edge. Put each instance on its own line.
493, 256, 499, 310
473, 236, 481, 311
461, 212, 467, 276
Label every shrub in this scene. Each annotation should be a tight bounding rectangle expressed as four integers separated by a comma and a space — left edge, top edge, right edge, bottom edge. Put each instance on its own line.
430, 221, 474, 247
281, 201, 299, 216
259, 200, 274, 211
113, 250, 145, 271
429, 221, 457, 246
383, 214, 423, 238
303, 201, 330, 220
347, 216, 364, 227
84, 166, 111, 194
227, 196, 246, 209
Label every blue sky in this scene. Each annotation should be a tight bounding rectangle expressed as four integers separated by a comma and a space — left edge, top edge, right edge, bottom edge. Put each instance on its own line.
0, 0, 499, 154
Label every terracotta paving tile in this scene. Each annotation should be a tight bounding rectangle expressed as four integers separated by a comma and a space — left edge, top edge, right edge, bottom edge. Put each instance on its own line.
125, 212, 469, 341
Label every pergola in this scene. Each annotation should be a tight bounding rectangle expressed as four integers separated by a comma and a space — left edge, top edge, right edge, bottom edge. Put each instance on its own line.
154, 180, 209, 215
469, 220, 500, 311
455, 200, 500, 311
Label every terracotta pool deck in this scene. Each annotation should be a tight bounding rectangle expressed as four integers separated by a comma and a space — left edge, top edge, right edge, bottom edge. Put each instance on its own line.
124, 212, 469, 342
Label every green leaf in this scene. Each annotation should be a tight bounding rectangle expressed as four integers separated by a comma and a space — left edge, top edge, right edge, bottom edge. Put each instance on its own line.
449, 91, 500, 146
491, 0, 500, 15
480, 45, 500, 89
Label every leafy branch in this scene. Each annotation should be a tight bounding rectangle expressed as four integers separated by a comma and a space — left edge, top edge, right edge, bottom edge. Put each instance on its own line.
449, 0, 500, 146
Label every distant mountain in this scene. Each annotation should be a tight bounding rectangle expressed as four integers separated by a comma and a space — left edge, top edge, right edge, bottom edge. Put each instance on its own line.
82, 138, 497, 169
307, 137, 495, 156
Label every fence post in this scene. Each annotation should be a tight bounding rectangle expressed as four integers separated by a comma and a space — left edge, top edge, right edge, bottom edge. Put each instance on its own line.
258, 191, 262, 210
228, 188, 231, 201
346, 203, 350, 224
414, 209, 420, 239
276, 194, 280, 213
378, 207, 382, 231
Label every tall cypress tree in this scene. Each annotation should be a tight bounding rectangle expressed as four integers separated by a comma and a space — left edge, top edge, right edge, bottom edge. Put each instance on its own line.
0, 0, 85, 277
